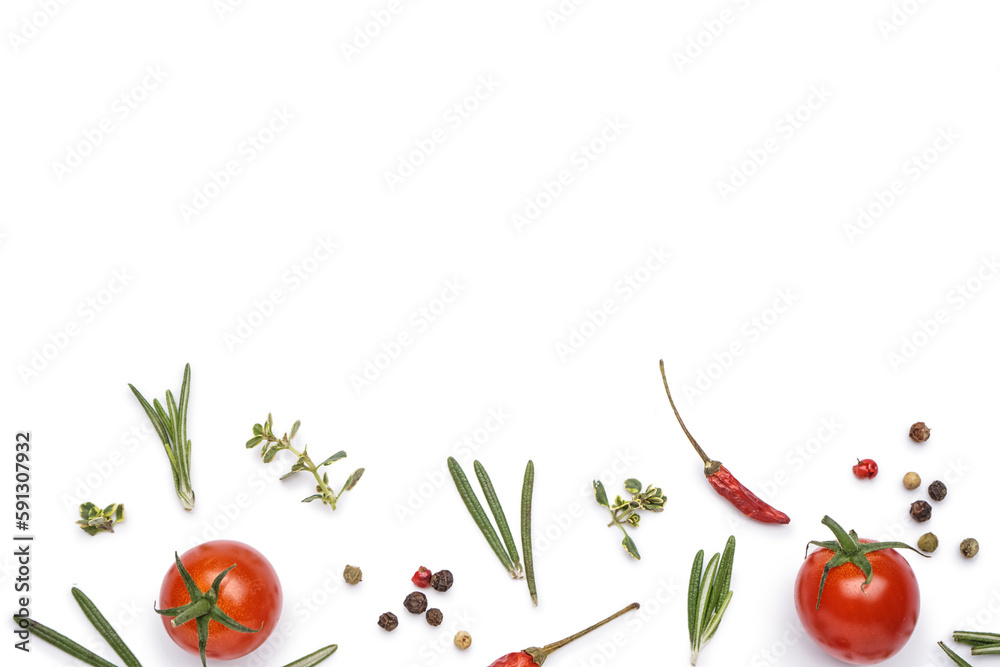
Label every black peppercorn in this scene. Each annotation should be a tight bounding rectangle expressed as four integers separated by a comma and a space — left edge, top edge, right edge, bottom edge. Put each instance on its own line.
378, 612, 398, 631
928, 480, 947, 502
404, 591, 427, 614
909, 422, 931, 443
426, 608, 443, 626
430, 569, 454, 592
910, 500, 932, 522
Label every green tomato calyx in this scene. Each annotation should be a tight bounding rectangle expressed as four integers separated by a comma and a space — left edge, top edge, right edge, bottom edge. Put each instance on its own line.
807, 515, 927, 610
155, 552, 260, 667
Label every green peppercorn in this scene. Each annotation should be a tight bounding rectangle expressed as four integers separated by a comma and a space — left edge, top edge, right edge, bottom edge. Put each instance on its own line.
903, 472, 921, 490
343, 564, 362, 585
961, 538, 980, 559
917, 532, 938, 553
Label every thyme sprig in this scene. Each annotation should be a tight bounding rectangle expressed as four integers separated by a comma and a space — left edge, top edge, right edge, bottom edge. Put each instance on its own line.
246, 414, 363, 512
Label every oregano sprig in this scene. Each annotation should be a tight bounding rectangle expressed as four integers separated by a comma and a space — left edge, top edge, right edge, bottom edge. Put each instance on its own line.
246, 414, 363, 512
593, 478, 666, 560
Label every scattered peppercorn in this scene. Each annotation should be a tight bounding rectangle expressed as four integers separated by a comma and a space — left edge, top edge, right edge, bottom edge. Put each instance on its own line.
928, 480, 947, 502
430, 569, 454, 592
961, 538, 980, 559
411, 566, 432, 588
903, 472, 921, 490
426, 608, 443, 626
852, 458, 878, 480
910, 500, 932, 522
343, 564, 362, 585
404, 591, 428, 614
918, 532, 938, 553
909, 422, 931, 443
378, 612, 398, 632
454, 631, 472, 650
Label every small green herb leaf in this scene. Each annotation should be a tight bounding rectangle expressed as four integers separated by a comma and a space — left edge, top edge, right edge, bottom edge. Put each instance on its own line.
624, 478, 642, 494
290, 420, 301, 439
593, 480, 609, 507
246, 436, 264, 448
262, 447, 280, 464
301, 494, 323, 503
76, 502, 124, 536
319, 451, 347, 466
622, 534, 641, 560
344, 468, 364, 491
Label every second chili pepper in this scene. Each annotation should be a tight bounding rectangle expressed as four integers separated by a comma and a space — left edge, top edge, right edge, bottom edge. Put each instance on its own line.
487, 603, 638, 667
659, 360, 790, 525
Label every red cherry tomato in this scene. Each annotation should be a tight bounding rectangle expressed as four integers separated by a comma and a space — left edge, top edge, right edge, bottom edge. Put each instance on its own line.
852, 458, 878, 479
159, 540, 282, 661
795, 539, 919, 664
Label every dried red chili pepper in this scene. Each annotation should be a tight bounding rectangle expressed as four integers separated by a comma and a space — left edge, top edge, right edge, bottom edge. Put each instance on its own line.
486, 603, 638, 667
659, 361, 790, 525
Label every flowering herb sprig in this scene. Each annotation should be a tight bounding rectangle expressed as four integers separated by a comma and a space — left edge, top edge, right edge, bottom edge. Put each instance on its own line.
246, 414, 363, 512
593, 478, 666, 560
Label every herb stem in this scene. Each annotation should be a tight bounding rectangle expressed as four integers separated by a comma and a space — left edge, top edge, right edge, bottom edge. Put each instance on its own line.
284, 442, 335, 507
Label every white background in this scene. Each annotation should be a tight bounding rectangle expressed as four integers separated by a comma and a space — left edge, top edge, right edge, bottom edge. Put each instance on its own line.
3, 1, 1000, 666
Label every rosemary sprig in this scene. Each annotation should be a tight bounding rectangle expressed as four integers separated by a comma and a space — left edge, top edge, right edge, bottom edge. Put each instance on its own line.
593, 479, 666, 560
688, 536, 736, 665
447, 457, 520, 578
246, 414, 363, 512
128, 364, 195, 511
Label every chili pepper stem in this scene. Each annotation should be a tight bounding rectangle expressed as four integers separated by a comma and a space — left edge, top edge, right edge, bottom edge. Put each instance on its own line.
659, 361, 721, 474
525, 603, 639, 666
